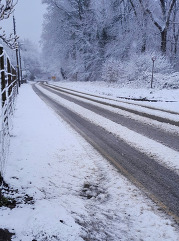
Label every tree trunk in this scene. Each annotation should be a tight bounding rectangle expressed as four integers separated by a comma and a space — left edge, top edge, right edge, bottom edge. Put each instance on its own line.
161, 29, 167, 53
174, 35, 179, 55
141, 11, 147, 53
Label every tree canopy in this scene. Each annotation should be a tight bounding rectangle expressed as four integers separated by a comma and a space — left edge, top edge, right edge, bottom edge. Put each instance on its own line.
41, 0, 179, 81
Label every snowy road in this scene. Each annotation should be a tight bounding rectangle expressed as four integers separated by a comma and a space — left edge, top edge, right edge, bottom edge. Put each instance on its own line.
42, 83, 179, 151
33, 83, 179, 223
2, 83, 179, 240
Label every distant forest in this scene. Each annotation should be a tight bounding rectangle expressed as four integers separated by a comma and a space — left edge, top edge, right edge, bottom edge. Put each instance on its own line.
41, 0, 179, 82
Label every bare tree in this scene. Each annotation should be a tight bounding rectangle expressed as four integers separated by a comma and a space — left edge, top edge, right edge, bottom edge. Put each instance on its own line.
0, 0, 18, 48
0, 0, 17, 20
142, 0, 177, 53
171, 1, 179, 56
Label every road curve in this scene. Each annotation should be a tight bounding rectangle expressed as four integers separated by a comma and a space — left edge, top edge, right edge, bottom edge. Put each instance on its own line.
33, 84, 179, 224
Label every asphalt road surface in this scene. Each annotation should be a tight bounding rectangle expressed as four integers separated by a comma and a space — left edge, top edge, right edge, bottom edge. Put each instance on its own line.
33, 83, 179, 224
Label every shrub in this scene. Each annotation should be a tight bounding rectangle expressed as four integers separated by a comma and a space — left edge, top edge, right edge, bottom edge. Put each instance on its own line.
102, 52, 173, 85
102, 58, 126, 83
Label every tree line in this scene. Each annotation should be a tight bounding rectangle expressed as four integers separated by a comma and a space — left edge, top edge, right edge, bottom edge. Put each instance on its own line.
41, 0, 179, 82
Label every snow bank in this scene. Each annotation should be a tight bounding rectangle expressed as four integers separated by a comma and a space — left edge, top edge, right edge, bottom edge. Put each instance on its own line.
51, 80, 179, 113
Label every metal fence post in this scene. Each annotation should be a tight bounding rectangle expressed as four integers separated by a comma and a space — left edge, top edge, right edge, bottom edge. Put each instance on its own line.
151, 56, 156, 89
0, 47, 5, 106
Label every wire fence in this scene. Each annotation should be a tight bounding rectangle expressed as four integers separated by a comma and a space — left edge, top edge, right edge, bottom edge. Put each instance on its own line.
0, 45, 17, 177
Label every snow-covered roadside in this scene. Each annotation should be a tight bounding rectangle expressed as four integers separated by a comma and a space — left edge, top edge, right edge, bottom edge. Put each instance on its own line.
45, 83, 179, 123
0, 84, 178, 241
37, 84, 179, 173
45, 83, 179, 136
49, 80, 179, 113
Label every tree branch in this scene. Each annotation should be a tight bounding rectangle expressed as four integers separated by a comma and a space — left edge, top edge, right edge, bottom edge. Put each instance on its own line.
0, 1, 18, 48
166, 0, 177, 28
0, 27, 19, 49
0, 0, 18, 20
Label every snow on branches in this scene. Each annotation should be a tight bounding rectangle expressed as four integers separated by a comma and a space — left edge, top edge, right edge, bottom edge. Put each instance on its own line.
0, 0, 18, 49
0, 0, 17, 20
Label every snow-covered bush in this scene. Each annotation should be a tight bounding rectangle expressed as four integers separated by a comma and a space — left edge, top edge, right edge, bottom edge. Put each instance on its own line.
102, 52, 174, 88
102, 58, 127, 83
160, 73, 179, 89
130, 52, 173, 74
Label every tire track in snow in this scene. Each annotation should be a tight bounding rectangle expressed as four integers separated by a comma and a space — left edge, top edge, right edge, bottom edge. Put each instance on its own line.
37, 83, 179, 172
44, 83, 179, 126
33, 84, 179, 223
41, 84, 179, 152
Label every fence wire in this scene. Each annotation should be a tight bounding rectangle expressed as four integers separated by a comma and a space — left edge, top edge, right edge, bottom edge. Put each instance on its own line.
0, 46, 17, 177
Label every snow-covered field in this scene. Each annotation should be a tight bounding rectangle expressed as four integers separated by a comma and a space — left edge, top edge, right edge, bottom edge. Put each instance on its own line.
0, 83, 179, 240
49, 80, 179, 113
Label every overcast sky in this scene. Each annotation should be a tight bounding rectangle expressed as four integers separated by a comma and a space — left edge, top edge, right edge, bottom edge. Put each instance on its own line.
1, 0, 46, 49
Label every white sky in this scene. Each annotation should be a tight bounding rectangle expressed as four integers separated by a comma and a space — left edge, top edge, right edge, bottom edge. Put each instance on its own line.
1, 0, 46, 49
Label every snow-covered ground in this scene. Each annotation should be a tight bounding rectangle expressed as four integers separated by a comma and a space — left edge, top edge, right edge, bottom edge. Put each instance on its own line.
49, 80, 179, 113
0, 83, 179, 240
38, 84, 179, 173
